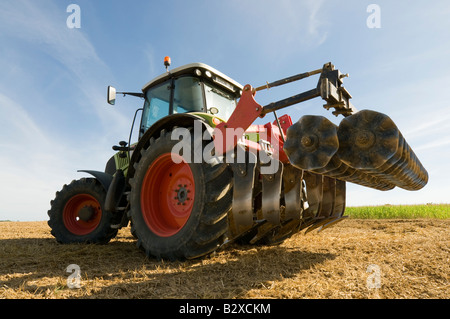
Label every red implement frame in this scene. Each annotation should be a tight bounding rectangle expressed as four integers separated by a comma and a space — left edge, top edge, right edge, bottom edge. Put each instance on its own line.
213, 63, 357, 159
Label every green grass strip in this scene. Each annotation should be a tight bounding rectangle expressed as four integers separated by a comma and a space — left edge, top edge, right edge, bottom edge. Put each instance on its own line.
346, 204, 450, 219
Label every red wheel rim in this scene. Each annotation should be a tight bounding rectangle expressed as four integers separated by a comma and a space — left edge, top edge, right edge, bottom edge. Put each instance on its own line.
63, 194, 102, 235
141, 153, 195, 237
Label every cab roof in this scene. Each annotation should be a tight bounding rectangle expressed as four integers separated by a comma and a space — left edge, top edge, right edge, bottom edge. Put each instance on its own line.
142, 63, 243, 95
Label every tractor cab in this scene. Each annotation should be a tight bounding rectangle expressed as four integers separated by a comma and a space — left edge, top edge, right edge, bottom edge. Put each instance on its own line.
139, 62, 243, 137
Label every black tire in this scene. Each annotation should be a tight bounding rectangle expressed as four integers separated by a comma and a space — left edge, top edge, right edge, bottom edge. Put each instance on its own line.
48, 178, 118, 244
128, 128, 232, 260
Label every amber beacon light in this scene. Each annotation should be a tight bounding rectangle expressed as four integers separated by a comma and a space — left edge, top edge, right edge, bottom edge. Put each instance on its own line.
164, 56, 171, 72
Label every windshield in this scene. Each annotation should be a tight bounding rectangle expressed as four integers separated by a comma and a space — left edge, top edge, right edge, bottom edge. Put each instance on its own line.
140, 76, 238, 137
173, 77, 204, 114
204, 82, 237, 121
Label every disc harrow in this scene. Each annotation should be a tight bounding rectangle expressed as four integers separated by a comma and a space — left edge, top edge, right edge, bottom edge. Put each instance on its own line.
337, 110, 428, 191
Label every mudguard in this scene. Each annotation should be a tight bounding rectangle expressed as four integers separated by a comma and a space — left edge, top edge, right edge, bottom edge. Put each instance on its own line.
77, 170, 113, 192
104, 169, 126, 212
127, 113, 215, 180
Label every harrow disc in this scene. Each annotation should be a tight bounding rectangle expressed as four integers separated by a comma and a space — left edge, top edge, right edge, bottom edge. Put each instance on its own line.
337, 110, 399, 169
284, 115, 339, 170
337, 110, 428, 190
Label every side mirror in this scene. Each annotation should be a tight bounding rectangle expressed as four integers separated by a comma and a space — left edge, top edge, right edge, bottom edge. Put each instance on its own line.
107, 86, 116, 105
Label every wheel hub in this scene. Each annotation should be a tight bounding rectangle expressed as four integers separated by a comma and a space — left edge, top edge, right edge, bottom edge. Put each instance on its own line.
174, 185, 190, 205
63, 194, 102, 235
78, 205, 96, 222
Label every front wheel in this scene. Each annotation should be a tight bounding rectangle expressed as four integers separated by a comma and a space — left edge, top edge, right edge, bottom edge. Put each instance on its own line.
48, 178, 118, 244
128, 128, 232, 260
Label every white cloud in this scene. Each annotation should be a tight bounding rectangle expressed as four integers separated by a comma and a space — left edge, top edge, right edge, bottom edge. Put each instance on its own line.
0, 1, 131, 220
305, 0, 328, 46
0, 0, 130, 136
0, 1, 100, 66
415, 138, 450, 152
0, 93, 88, 221
233, 0, 329, 55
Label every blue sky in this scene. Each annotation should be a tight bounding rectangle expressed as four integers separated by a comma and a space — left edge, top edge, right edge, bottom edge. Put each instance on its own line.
1, 0, 449, 221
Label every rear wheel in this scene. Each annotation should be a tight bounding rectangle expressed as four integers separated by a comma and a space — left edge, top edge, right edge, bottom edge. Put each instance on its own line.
128, 128, 232, 260
48, 178, 118, 244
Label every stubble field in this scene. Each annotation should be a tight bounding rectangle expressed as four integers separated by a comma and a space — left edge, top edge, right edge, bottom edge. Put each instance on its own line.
0, 217, 448, 299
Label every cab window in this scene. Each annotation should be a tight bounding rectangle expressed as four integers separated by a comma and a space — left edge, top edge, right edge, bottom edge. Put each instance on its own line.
173, 77, 204, 114
141, 81, 171, 132
204, 82, 237, 121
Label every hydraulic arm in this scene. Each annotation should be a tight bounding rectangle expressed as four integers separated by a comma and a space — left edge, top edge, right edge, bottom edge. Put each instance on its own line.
213, 62, 357, 155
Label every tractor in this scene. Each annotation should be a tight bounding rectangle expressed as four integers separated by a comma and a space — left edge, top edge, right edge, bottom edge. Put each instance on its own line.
48, 57, 428, 260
